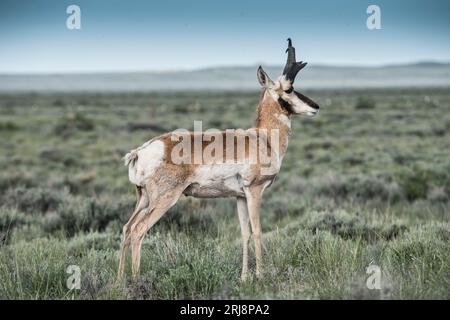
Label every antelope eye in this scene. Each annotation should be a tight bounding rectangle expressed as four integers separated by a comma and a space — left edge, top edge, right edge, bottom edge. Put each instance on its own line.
284, 87, 294, 94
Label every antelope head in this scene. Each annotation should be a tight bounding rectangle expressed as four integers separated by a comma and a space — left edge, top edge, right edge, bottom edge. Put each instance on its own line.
257, 38, 319, 116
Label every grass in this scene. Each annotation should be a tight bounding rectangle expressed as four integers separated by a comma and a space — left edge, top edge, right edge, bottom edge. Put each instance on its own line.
0, 88, 449, 299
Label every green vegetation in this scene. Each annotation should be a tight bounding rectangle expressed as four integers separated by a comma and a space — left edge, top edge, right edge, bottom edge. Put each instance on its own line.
0, 88, 449, 299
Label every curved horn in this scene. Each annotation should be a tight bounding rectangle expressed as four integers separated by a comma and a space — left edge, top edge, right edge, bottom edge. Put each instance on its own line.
282, 38, 307, 83
283, 38, 296, 73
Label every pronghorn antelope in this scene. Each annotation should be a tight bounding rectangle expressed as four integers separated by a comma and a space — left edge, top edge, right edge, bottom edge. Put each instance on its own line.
118, 39, 319, 280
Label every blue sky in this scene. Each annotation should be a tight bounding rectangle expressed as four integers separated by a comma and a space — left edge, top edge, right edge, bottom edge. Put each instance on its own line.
0, 0, 449, 73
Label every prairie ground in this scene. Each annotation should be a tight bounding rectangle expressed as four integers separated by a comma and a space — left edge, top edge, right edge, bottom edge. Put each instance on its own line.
0, 88, 449, 299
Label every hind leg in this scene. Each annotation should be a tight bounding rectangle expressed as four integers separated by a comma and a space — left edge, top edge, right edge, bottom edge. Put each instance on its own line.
130, 184, 185, 278
118, 187, 149, 279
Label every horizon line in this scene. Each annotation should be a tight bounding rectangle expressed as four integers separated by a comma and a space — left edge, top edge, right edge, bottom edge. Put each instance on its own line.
0, 60, 449, 76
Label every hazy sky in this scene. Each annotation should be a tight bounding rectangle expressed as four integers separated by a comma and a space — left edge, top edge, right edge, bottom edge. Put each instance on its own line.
1, 0, 449, 73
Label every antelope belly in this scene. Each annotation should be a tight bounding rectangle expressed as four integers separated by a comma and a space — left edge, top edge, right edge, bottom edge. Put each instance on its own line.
184, 164, 246, 198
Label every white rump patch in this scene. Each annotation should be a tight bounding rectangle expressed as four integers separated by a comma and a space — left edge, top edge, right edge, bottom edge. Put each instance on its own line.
126, 140, 165, 186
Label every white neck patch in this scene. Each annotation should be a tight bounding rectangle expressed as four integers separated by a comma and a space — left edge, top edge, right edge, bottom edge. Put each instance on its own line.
276, 113, 291, 129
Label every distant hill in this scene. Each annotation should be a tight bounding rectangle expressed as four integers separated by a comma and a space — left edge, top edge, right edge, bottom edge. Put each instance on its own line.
1, 62, 449, 92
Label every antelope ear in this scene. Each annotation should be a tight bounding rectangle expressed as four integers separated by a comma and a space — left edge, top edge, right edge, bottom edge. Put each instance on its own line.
257, 66, 274, 87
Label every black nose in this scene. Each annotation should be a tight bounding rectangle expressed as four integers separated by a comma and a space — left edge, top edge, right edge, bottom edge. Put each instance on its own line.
310, 101, 320, 110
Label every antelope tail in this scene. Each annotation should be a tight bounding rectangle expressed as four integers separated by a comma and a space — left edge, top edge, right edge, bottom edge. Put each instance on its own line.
123, 149, 139, 167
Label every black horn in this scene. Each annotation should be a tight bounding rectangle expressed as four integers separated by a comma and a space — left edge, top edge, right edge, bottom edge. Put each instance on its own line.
282, 38, 307, 83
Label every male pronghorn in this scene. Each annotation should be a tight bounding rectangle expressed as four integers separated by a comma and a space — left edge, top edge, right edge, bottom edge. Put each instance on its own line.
118, 39, 319, 280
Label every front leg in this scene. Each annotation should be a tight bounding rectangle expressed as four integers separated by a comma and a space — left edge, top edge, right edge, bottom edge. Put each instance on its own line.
236, 197, 250, 281
244, 185, 265, 278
